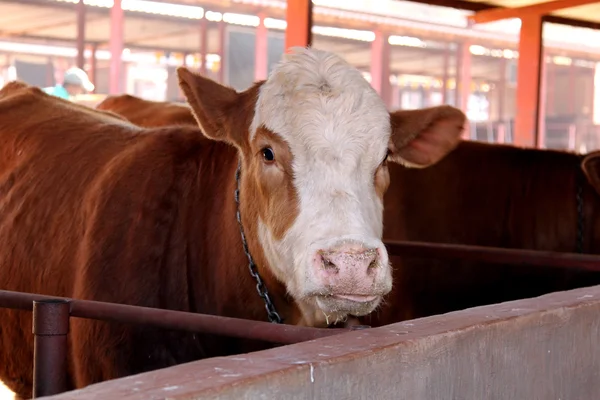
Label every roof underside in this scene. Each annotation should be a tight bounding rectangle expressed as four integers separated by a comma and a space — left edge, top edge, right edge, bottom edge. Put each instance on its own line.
0, 0, 599, 85
465, 0, 600, 24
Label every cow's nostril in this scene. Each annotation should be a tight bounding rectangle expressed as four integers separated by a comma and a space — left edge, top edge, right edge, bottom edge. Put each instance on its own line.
321, 255, 339, 272
367, 259, 378, 270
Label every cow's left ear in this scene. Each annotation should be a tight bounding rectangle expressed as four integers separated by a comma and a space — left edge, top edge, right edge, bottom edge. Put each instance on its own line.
581, 151, 600, 196
388, 105, 466, 168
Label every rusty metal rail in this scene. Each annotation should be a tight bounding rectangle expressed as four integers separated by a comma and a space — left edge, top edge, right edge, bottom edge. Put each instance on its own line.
0, 289, 368, 398
0, 290, 356, 345
3, 240, 600, 397
384, 240, 600, 272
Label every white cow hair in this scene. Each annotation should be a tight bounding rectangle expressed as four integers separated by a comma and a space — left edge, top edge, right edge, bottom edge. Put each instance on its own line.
248, 47, 393, 324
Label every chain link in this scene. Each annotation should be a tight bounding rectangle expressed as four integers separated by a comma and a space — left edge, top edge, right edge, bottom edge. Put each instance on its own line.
234, 160, 283, 324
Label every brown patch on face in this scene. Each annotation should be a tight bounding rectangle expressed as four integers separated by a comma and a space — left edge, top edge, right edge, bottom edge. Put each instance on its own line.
243, 126, 300, 241
374, 155, 390, 200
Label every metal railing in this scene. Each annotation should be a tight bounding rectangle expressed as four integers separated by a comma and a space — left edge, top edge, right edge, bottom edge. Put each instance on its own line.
1, 239, 600, 397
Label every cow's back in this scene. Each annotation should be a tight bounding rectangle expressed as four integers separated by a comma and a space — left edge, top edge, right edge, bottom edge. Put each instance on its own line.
96, 94, 198, 128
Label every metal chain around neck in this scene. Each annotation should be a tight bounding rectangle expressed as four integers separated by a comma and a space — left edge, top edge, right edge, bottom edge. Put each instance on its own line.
234, 160, 283, 324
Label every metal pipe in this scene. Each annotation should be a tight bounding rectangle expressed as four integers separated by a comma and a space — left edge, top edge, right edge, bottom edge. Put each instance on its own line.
0, 291, 361, 345
32, 299, 70, 398
384, 240, 600, 272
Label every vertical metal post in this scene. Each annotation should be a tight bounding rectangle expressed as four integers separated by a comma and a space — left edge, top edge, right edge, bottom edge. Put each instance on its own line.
285, 0, 312, 50
514, 15, 544, 147
370, 30, 392, 107
254, 12, 268, 81
217, 20, 226, 84
199, 16, 207, 76
32, 299, 70, 398
109, 0, 124, 94
76, 0, 86, 69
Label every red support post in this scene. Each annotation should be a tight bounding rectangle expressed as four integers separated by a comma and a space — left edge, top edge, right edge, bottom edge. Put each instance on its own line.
441, 43, 449, 104
109, 0, 124, 94
89, 44, 97, 92
76, 0, 85, 69
456, 41, 471, 139
567, 63, 576, 114
199, 16, 207, 76
285, 0, 312, 50
546, 61, 555, 116
255, 13, 268, 81
514, 16, 544, 147
497, 57, 506, 123
370, 31, 391, 107
217, 20, 226, 84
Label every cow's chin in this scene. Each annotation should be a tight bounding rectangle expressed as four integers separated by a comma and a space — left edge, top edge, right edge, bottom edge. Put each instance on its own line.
295, 294, 381, 327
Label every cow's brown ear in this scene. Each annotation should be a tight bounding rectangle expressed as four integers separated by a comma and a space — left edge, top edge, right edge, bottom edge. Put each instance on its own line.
177, 67, 246, 146
582, 151, 600, 196
388, 105, 465, 168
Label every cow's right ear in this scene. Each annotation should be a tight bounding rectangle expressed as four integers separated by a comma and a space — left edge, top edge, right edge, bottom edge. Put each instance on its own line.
581, 151, 600, 196
388, 105, 465, 168
177, 67, 248, 147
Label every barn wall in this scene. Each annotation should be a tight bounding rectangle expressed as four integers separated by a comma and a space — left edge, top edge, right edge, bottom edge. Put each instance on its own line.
45, 284, 600, 400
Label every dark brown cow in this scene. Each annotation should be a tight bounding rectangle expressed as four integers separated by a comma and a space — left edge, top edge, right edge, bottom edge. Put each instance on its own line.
362, 138, 600, 325
96, 94, 198, 127
100, 97, 600, 326
0, 47, 465, 398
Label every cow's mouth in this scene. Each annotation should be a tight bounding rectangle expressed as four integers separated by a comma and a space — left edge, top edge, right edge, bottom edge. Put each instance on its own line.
315, 294, 381, 317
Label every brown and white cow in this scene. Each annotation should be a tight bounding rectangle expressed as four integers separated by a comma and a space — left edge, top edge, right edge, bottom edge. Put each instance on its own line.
96, 94, 198, 127
0, 47, 465, 398
101, 97, 600, 326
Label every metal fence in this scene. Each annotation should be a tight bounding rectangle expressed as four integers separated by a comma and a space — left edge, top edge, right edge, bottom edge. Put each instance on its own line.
1, 239, 600, 398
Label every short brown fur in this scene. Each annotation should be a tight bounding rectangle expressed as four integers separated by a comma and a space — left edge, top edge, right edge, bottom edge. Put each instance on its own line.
96, 94, 198, 128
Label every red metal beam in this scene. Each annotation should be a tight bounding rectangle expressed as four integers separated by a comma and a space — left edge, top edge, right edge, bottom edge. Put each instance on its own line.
469, 0, 600, 24
285, 0, 312, 50
370, 31, 391, 107
514, 16, 544, 147
108, 0, 124, 94
75, 0, 85, 69
255, 13, 268, 81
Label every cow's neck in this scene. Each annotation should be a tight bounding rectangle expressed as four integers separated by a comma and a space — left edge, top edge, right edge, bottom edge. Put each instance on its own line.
233, 159, 282, 323
190, 142, 300, 324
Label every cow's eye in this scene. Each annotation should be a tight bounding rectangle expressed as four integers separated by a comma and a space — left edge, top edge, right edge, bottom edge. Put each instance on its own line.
381, 149, 391, 166
262, 147, 275, 163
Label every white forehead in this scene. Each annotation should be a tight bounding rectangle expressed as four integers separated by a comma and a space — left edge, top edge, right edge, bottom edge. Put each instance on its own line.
250, 47, 391, 165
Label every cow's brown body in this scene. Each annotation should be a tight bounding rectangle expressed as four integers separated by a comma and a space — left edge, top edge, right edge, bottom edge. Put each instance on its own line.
0, 83, 294, 398
96, 94, 197, 127
363, 141, 600, 325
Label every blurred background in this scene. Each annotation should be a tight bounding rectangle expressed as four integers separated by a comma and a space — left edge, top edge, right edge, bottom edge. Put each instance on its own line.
0, 1, 598, 153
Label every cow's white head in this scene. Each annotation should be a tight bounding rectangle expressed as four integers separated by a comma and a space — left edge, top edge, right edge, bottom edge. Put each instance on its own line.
178, 47, 466, 326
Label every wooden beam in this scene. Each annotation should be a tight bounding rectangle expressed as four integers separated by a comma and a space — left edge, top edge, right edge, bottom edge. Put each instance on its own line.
469, 0, 600, 24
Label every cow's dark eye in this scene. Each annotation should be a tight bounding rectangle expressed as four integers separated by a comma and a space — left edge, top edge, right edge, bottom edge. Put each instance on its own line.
262, 147, 275, 163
